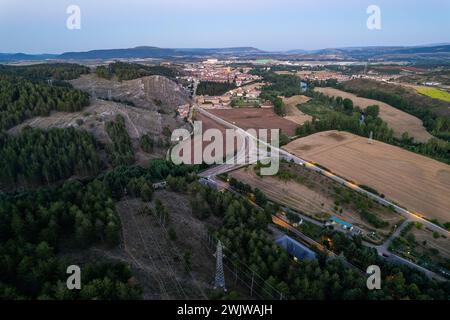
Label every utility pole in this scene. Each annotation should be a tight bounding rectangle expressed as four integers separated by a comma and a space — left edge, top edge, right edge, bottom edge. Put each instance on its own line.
368, 131, 374, 145
213, 240, 226, 292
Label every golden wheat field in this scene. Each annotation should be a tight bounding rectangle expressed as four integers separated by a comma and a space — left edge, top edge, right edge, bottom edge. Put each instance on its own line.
315, 87, 433, 143
284, 130, 450, 223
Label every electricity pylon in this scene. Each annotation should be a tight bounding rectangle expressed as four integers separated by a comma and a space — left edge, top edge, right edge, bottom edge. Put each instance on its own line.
213, 240, 226, 292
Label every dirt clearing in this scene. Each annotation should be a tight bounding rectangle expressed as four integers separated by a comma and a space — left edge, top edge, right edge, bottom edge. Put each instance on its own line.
282, 95, 312, 125
110, 191, 215, 299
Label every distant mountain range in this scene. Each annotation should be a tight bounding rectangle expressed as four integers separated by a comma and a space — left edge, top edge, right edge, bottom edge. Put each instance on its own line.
1, 44, 450, 62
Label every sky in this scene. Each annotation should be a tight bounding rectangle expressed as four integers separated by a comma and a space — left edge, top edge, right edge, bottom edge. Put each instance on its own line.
0, 0, 449, 53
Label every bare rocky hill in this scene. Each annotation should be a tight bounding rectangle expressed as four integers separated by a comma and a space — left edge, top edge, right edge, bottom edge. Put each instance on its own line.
9, 74, 192, 166
70, 74, 191, 113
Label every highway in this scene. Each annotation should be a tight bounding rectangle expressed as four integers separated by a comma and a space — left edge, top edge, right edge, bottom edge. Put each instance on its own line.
197, 107, 450, 237
196, 106, 449, 281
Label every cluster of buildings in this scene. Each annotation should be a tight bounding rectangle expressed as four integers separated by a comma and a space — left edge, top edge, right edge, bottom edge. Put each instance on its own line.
327, 216, 362, 236
228, 82, 263, 99
183, 61, 260, 86
195, 82, 270, 110
296, 70, 352, 82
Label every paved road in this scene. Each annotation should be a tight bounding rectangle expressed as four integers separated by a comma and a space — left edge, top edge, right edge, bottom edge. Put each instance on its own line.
197, 107, 449, 281
278, 205, 325, 228
271, 215, 365, 275
198, 107, 449, 237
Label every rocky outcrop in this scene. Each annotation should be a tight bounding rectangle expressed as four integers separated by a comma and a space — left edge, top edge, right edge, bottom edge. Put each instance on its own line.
141, 76, 190, 110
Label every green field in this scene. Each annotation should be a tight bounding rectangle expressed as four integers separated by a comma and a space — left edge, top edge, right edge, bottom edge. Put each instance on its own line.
416, 87, 450, 102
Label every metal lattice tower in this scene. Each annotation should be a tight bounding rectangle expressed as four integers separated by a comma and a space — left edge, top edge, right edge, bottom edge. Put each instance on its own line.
213, 240, 226, 291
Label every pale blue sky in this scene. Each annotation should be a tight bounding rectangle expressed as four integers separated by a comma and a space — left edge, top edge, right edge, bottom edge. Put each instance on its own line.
0, 0, 449, 53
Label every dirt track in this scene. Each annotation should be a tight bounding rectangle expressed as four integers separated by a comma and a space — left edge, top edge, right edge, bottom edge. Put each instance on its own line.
284, 130, 450, 223
282, 95, 312, 125
315, 87, 433, 143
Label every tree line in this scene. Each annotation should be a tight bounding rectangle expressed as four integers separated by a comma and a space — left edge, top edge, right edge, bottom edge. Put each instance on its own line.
252, 70, 302, 116
96, 62, 178, 81
337, 81, 450, 142
296, 92, 450, 165
0, 63, 90, 82
105, 115, 135, 167
196, 81, 236, 96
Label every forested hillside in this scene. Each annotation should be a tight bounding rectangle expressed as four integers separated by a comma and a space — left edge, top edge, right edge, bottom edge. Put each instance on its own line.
0, 179, 138, 299
0, 127, 101, 186
0, 160, 202, 299
0, 75, 90, 131
105, 115, 135, 167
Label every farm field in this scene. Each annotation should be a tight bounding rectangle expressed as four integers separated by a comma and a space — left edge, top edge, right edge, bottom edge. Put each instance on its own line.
175, 112, 243, 164
282, 95, 312, 125
315, 87, 433, 143
283, 130, 450, 224
416, 87, 450, 102
231, 165, 334, 221
208, 107, 298, 137
230, 162, 402, 239
343, 78, 450, 117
